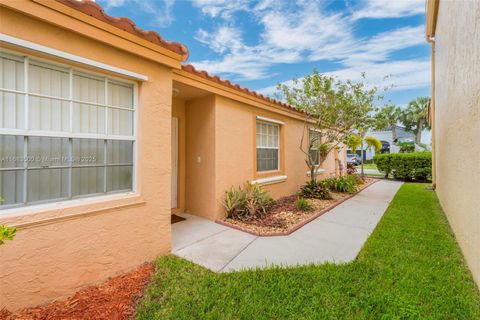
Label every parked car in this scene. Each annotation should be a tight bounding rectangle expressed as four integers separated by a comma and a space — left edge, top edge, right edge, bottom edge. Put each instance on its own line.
347, 154, 359, 165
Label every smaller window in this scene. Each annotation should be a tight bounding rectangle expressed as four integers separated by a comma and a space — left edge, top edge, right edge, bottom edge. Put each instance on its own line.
256, 121, 280, 172
309, 130, 321, 166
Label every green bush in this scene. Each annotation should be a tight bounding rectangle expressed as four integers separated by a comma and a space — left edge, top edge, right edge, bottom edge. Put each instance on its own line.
398, 141, 415, 153
295, 197, 312, 212
299, 180, 332, 200
322, 175, 358, 194
0, 225, 16, 245
222, 183, 274, 220
374, 152, 432, 181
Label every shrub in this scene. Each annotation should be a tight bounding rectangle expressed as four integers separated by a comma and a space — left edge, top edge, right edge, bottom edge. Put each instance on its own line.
322, 175, 358, 194
398, 141, 415, 153
222, 183, 274, 220
0, 225, 16, 245
346, 163, 356, 175
295, 197, 312, 212
374, 152, 432, 181
355, 174, 366, 185
299, 180, 332, 200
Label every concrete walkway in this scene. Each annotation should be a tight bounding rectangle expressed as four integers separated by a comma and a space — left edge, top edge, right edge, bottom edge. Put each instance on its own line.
172, 180, 402, 272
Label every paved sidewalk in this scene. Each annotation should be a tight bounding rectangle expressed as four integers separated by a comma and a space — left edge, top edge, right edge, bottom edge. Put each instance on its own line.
172, 180, 402, 272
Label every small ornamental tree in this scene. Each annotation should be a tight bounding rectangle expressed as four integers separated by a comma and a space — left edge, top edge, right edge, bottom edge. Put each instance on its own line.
278, 71, 382, 181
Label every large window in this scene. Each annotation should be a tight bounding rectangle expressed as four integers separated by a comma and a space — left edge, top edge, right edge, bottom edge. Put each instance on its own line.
0, 51, 135, 210
309, 129, 320, 166
256, 121, 279, 172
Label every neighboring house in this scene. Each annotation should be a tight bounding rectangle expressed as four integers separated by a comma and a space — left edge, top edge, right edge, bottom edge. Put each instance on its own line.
0, 0, 345, 310
426, 0, 479, 288
361, 126, 415, 160
346, 126, 415, 161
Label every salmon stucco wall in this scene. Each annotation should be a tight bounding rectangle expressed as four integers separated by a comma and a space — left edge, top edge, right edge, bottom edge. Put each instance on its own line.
185, 95, 217, 219
206, 95, 342, 220
433, 0, 480, 287
0, 4, 174, 310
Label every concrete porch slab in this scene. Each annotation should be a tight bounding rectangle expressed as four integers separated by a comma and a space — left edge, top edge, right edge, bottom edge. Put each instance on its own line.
171, 180, 402, 272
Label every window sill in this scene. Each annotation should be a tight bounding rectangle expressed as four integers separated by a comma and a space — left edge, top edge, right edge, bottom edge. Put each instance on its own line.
306, 168, 326, 176
0, 193, 145, 229
252, 175, 287, 185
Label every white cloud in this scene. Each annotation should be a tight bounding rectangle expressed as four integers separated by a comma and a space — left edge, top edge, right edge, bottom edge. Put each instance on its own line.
195, 26, 244, 54
258, 59, 430, 97
338, 25, 426, 66
102, 0, 176, 27
190, 1, 354, 79
190, 1, 427, 83
349, 0, 425, 20
190, 0, 251, 19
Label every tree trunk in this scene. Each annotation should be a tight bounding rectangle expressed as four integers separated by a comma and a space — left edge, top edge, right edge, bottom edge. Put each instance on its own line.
360, 139, 365, 176
416, 120, 424, 145
391, 125, 398, 146
310, 165, 316, 182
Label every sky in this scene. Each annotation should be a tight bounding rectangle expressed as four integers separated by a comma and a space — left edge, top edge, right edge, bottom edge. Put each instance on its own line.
97, 0, 431, 107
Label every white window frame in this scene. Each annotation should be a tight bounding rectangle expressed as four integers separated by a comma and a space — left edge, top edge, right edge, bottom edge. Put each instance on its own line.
256, 119, 281, 173
0, 49, 138, 211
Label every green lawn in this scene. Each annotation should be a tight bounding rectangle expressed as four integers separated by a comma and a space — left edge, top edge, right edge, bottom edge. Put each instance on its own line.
355, 163, 377, 170
136, 184, 480, 320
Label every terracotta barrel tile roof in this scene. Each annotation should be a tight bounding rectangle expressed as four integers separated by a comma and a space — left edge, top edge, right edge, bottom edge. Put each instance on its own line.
181, 64, 303, 114
56, 0, 189, 60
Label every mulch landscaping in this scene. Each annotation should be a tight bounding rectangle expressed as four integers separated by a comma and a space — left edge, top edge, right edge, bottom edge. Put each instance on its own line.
0, 263, 154, 320
219, 177, 378, 236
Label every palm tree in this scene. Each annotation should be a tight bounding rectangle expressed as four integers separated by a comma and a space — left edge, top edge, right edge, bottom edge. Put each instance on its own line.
346, 133, 382, 176
375, 105, 401, 145
400, 97, 431, 145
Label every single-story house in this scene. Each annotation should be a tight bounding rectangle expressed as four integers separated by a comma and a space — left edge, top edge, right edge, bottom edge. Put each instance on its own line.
0, 0, 346, 310
426, 0, 479, 288
350, 126, 416, 160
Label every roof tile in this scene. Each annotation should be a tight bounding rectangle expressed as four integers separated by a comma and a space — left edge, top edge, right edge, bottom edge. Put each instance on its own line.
56, 0, 189, 60
181, 64, 303, 114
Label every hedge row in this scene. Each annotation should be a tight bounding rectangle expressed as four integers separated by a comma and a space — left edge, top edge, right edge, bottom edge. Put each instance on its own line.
374, 152, 432, 181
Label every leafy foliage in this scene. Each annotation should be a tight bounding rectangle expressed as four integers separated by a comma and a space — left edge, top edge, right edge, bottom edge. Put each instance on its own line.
347, 135, 382, 154
0, 197, 16, 246
222, 183, 274, 220
298, 180, 332, 200
322, 176, 359, 194
277, 71, 384, 181
346, 163, 356, 175
375, 104, 401, 130
0, 225, 16, 245
375, 104, 401, 144
398, 141, 415, 153
400, 97, 431, 145
374, 152, 432, 181
364, 136, 382, 153
295, 198, 312, 212
346, 135, 362, 153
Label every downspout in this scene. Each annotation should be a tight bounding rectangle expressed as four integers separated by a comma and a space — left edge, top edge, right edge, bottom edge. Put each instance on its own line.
429, 39, 436, 189
426, 0, 439, 189
427, 31, 436, 189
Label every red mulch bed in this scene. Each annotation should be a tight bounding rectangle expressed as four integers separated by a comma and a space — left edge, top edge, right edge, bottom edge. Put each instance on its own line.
219, 177, 378, 236
0, 263, 154, 320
